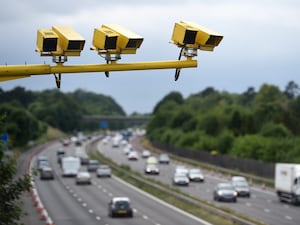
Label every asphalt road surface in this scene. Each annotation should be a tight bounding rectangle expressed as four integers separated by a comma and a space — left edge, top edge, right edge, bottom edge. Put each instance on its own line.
31, 138, 211, 225
97, 135, 300, 225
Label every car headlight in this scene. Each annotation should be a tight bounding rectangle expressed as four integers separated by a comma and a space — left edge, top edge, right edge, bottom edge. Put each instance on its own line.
234, 191, 238, 196
218, 190, 223, 195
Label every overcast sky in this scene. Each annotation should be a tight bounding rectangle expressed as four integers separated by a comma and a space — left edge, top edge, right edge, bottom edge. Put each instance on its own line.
0, 0, 299, 114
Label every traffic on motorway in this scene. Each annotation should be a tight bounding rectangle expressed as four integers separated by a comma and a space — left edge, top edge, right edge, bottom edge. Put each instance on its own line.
30, 133, 210, 225
97, 131, 300, 225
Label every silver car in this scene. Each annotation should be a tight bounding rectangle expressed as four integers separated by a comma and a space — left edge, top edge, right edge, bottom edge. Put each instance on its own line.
76, 171, 91, 185
173, 173, 189, 186
188, 168, 205, 182
97, 165, 112, 177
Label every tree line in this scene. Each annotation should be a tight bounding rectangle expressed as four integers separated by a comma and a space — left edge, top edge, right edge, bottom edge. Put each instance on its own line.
146, 81, 300, 163
0, 87, 126, 148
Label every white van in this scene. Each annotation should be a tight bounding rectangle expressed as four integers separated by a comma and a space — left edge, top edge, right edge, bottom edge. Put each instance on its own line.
62, 156, 80, 177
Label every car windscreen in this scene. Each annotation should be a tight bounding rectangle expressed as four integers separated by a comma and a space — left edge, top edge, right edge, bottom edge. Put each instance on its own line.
115, 201, 129, 208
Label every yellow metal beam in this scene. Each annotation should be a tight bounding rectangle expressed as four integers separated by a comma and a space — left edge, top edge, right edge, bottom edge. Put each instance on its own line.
0, 58, 197, 82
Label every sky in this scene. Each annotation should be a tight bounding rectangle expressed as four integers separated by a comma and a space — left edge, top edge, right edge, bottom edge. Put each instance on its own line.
0, 0, 299, 114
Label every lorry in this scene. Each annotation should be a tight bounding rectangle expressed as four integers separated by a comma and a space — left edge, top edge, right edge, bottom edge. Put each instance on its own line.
62, 156, 80, 177
275, 163, 300, 204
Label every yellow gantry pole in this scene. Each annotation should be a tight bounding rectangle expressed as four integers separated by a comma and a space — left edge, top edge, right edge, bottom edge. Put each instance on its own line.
0, 58, 197, 82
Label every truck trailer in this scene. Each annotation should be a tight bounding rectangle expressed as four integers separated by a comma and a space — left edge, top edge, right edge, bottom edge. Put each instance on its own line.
275, 163, 300, 204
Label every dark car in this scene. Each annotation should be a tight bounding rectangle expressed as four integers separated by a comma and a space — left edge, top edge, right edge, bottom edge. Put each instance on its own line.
108, 197, 133, 218
87, 160, 99, 172
56, 148, 65, 164
144, 164, 160, 175
231, 176, 251, 197
159, 154, 170, 164
213, 182, 238, 202
40, 166, 54, 180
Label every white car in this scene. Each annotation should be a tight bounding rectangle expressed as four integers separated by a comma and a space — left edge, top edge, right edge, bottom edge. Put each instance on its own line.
175, 165, 189, 176
141, 150, 151, 158
76, 171, 91, 185
128, 151, 139, 160
97, 165, 112, 177
123, 144, 132, 155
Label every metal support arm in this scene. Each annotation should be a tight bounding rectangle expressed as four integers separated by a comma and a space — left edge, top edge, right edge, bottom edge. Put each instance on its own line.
0, 58, 197, 83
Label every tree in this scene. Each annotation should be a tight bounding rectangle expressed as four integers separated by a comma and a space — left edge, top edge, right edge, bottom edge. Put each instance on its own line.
284, 81, 299, 99
152, 91, 183, 113
239, 87, 256, 106
0, 117, 31, 225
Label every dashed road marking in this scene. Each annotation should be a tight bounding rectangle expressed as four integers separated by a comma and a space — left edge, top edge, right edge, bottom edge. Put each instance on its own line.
264, 208, 270, 213
143, 215, 149, 220
285, 215, 292, 220
246, 202, 252, 207
96, 216, 101, 220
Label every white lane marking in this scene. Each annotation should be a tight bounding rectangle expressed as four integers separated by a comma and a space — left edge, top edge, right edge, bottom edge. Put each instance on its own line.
264, 208, 270, 213
143, 215, 149, 220
283, 204, 290, 209
73, 193, 77, 197
246, 202, 252, 207
82, 202, 87, 207
77, 198, 82, 202
98, 185, 102, 189
108, 192, 113, 197
285, 215, 293, 220
88, 209, 93, 214
96, 216, 101, 220
113, 175, 213, 225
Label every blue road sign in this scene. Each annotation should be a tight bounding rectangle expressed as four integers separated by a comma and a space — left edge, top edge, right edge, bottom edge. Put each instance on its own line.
100, 121, 108, 129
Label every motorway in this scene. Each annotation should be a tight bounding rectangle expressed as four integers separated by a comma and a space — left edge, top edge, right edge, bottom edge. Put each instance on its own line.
31, 138, 210, 225
96, 135, 300, 225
